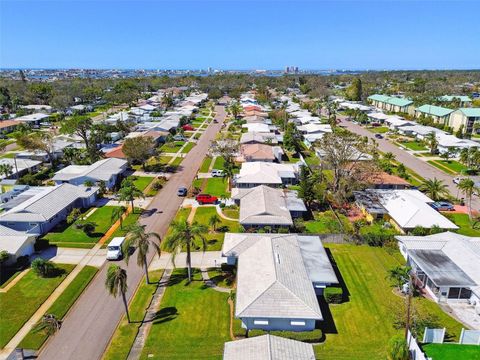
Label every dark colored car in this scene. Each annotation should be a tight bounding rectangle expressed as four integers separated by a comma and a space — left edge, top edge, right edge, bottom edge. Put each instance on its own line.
195, 194, 218, 205
374, 133, 383, 139
430, 201, 455, 211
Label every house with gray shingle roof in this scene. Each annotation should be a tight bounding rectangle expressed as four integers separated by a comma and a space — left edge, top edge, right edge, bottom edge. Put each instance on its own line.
52, 158, 127, 189
223, 335, 315, 360
223, 233, 337, 332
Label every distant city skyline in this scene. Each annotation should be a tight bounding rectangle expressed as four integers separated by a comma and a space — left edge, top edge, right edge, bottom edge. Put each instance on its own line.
1, 0, 479, 70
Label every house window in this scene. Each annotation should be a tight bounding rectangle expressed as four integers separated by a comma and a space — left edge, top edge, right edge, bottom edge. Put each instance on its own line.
290, 321, 306, 326
253, 320, 269, 326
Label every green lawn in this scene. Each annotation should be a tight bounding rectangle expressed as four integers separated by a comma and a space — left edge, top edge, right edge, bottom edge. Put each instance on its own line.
222, 207, 239, 219
427, 160, 458, 175
165, 208, 192, 239
161, 141, 185, 153
104, 209, 142, 244
402, 141, 427, 151
369, 126, 389, 134
199, 157, 212, 173
44, 206, 122, 246
204, 177, 230, 198
103, 270, 164, 360
181, 142, 195, 154
305, 211, 354, 234
422, 343, 480, 360
19, 266, 98, 350
436, 160, 468, 174
192, 207, 240, 251
212, 157, 225, 170
139, 268, 230, 360
314, 245, 464, 360
445, 213, 480, 236
171, 157, 183, 166
0, 264, 75, 348
131, 176, 155, 192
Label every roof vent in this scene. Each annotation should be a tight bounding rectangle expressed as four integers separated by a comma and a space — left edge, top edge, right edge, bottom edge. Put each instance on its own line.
276, 253, 281, 264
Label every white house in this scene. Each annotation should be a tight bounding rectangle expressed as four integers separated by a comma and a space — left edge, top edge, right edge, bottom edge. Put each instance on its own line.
0, 225, 37, 264
234, 162, 300, 188
448, 108, 480, 135
223, 233, 338, 332
396, 232, 480, 305
0, 158, 42, 180
52, 158, 127, 189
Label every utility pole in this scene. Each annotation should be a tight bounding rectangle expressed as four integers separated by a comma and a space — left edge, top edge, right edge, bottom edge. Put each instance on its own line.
405, 271, 413, 340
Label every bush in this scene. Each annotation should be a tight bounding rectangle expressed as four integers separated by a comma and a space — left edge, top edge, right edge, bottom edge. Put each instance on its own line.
152, 180, 163, 191
324, 286, 343, 304
248, 328, 323, 343
219, 203, 226, 209
31, 258, 56, 278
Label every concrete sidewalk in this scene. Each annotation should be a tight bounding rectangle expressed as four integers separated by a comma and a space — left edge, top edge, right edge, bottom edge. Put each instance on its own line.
149, 251, 225, 270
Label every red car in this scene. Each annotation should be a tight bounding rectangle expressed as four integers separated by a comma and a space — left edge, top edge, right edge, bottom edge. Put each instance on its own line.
196, 194, 218, 205
182, 124, 194, 131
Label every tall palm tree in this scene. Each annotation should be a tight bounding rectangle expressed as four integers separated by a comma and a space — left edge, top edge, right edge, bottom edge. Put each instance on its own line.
223, 160, 235, 191
123, 223, 161, 284
419, 178, 448, 201
208, 214, 221, 231
425, 132, 438, 155
0, 163, 13, 178
458, 178, 476, 219
228, 101, 243, 119
111, 206, 127, 229
117, 179, 144, 212
105, 264, 130, 323
33, 314, 62, 336
163, 220, 208, 283
383, 152, 396, 162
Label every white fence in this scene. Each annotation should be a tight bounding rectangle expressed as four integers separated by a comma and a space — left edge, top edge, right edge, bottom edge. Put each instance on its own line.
459, 329, 480, 345
423, 328, 445, 344
407, 330, 429, 360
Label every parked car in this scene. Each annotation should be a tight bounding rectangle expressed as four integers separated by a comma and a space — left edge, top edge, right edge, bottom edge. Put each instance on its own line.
182, 124, 194, 131
177, 186, 187, 196
374, 133, 383, 139
173, 134, 187, 141
106, 237, 125, 260
196, 194, 218, 204
211, 169, 225, 177
430, 201, 455, 212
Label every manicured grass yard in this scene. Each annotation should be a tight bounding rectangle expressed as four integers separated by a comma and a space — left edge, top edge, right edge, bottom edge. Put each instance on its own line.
212, 156, 225, 170
180, 142, 195, 154
221, 207, 239, 219
192, 207, 240, 251
103, 270, 164, 360
0, 264, 75, 348
422, 343, 480, 360
314, 245, 464, 360
400, 141, 427, 151
445, 213, 480, 236
139, 268, 230, 360
171, 157, 183, 166
305, 211, 353, 234
199, 157, 212, 173
204, 177, 230, 198
161, 141, 185, 153
44, 206, 122, 246
437, 160, 468, 174
131, 176, 155, 192
427, 160, 458, 175
19, 266, 98, 350
104, 209, 142, 243
369, 126, 389, 134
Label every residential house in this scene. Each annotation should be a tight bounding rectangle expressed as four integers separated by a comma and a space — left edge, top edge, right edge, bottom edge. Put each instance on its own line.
366, 172, 411, 190
237, 144, 283, 163
448, 108, 480, 135
437, 95, 472, 107
367, 94, 413, 113
0, 225, 37, 264
222, 233, 338, 331
396, 232, 480, 304
52, 158, 128, 189
234, 162, 300, 188
0, 120, 21, 134
0, 158, 42, 180
415, 105, 454, 124
0, 183, 98, 235
242, 123, 271, 133
240, 132, 279, 145
231, 186, 307, 229
223, 335, 315, 360
14, 113, 50, 125
21, 104, 53, 113
354, 189, 458, 232
297, 123, 333, 147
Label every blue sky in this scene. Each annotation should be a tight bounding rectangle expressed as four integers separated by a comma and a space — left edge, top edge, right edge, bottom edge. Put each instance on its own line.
1, 1, 479, 70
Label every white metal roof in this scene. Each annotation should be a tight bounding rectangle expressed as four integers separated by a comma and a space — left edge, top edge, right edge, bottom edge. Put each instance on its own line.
235, 162, 298, 185
52, 158, 127, 182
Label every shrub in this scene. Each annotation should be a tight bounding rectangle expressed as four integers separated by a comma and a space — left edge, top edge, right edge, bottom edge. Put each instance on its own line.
324, 286, 343, 304
217, 225, 229, 233
219, 203, 226, 208
152, 180, 163, 191
248, 328, 323, 343
31, 258, 56, 278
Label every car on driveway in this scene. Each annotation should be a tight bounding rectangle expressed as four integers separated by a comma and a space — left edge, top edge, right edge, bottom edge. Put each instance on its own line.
211, 169, 225, 177
430, 201, 455, 211
177, 186, 187, 196
196, 194, 218, 204
374, 133, 383, 139
182, 124, 194, 131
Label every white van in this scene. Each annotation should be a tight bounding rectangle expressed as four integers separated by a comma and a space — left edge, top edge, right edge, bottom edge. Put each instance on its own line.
106, 237, 126, 260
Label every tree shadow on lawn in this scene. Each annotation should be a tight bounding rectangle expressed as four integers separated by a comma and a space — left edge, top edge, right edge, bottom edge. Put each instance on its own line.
151, 306, 178, 325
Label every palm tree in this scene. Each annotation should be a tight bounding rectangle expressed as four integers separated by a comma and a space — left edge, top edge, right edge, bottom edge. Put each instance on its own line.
111, 206, 127, 229
163, 220, 208, 283
208, 214, 221, 231
223, 160, 235, 191
383, 152, 396, 162
105, 264, 130, 323
228, 101, 243, 120
117, 179, 144, 212
123, 223, 161, 284
425, 132, 438, 155
419, 178, 448, 201
458, 178, 477, 219
33, 314, 62, 336
386, 266, 411, 291
0, 163, 13, 179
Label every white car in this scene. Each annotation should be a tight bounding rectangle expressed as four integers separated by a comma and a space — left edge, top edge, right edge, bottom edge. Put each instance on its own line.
106, 237, 125, 260
211, 169, 225, 177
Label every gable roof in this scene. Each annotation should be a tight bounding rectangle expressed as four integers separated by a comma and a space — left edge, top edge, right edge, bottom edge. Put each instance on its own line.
240, 132, 278, 145
223, 335, 315, 360
416, 104, 454, 117
235, 162, 298, 185
368, 94, 413, 107
52, 158, 127, 182
437, 95, 472, 103
235, 235, 323, 320
457, 108, 480, 117
240, 144, 276, 161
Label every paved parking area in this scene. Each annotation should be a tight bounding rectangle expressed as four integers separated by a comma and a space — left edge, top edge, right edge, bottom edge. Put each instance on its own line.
149, 251, 225, 270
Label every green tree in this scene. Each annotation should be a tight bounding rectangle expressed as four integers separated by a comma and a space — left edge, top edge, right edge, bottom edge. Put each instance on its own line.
228, 101, 243, 119
283, 122, 300, 152
458, 178, 477, 219
117, 179, 144, 212
345, 78, 362, 101
425, 132, 438, 155
419, 178, 448, 201
105, 264, 130, 323
16, 132, 55, 165
123, 223, 161, 284
297, 166, 316, 207
60, 115, 93, 150
33, 314, 62, 336
66, 208, 82, 225
208, 214, 221, 231
386, 335, 409, 360
383, 152, 396, 162
31, 258, 56, 278
122, 137, 156, 170
0, 163, 13, 178
163, 220, 208, 282
111, 206, 127, 229
386, 266, 411, 291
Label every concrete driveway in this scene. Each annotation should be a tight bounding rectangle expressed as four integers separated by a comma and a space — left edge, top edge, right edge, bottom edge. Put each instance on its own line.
149, 251, 225, 270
